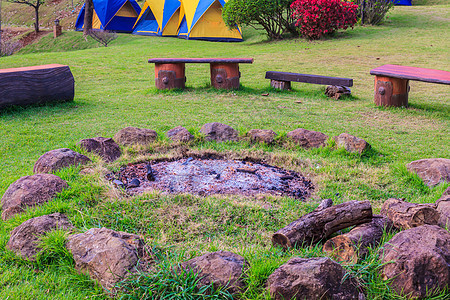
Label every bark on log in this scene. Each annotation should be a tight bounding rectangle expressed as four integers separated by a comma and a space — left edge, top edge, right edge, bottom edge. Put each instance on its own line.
0, 64, 74, 109
325, 85, 351, 100
380, 198, 439, 230
272, 200, 372, 249
323, 215, 393, 263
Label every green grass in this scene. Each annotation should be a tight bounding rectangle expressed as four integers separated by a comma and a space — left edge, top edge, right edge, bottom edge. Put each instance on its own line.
0, 4, 449, 300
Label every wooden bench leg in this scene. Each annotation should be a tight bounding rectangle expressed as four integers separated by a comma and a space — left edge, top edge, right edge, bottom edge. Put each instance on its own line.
374, 76, 409, 107
154, 63, 186, 90
210, 63, 240, 89
270, 79, 291, 90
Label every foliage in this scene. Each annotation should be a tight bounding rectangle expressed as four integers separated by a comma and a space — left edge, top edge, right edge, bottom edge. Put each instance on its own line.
291, 0, 358, 39
354, 0, 394, 25
87, 29, 118, 47
6, 0, 46, 32
223, 0, 298, 40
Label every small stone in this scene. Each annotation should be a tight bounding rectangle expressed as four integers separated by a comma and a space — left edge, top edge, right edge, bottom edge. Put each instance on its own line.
113, 127, 158, 146
166, 126, 194, 142
246, 129, 277, 145
200, 123, 238, 142
333, 133, 370, 154
406, 158, 450, 187
287, 128, 329, 148
128, 178, 140, 188
113, 179, 125, 188
33, 148, 91, 174
78, 137, 121, 162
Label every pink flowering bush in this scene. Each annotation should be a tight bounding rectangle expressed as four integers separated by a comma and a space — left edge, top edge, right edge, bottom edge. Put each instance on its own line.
291, 0, 358, 40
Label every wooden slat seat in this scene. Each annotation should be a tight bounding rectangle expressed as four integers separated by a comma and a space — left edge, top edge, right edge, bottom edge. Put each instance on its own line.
265, 71, 353, 90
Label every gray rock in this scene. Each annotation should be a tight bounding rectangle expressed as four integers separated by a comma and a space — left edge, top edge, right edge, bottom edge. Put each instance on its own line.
66, 227, 149, 291
180, 251, 248, 295
167, 126, 194, 142
406, 158, 450, 187
114, 127, 158, 146
33, 148, 91, 174
200, 123, 238, 142
1, 174, 68, 220
78, 137, 121, 162
333, 133, 370, 154
287, 128, 329, 148
247, 129, 277, 145
7, 213, 73, 260
267, 257, 363, 300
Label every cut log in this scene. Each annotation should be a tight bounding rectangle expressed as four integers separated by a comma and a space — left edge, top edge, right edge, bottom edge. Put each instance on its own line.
325, 85, 351, 100
380, 198, 439, 230
323, 215, 393, 263
272, 200, 372, 249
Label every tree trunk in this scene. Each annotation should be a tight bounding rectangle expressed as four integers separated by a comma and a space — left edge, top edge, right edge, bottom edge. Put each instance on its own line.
380, 198, 439, 230
34, 4, 39, 33
272, 200, 372, 249
0, 0, 3, 52
83, 0, 94, 35
323, 215, 393, 263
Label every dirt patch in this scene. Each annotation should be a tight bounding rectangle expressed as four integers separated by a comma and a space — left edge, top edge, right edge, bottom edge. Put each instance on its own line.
114, 158, 314, 200
1, 27, 51, 52
19, 30, 51, 48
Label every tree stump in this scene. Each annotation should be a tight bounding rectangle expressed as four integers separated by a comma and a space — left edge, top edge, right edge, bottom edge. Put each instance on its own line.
272, 200, 372, 249
380, 198, 439, 230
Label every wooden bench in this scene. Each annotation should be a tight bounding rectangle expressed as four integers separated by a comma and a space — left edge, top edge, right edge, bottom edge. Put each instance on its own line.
0, 64, 74, 109
265, 71, 353, 90
148, 58, 253, 90
370, 64, 450, 107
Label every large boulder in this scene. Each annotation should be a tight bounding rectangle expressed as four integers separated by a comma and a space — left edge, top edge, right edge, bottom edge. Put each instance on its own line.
436, 187, 450, 228
78, 137, 121, 162
380, 225, 450, 298
200, 123, 238, 142
333, 133, 370, 154
166, 126, 194, 142
113, 127, 158, 146
33, 148, 91, 174
406, 158, 450, 187
66, 227, 149, 291
180, 251, 248, 295
1, 174, 68, 220
287, 128, 329, 149
246, 129, 277, 145
7, 213, 73, 260
267, 257, 363, 300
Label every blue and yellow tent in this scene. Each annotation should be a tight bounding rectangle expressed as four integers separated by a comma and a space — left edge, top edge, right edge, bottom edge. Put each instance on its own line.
132, 0, 181, 36
177, 0, 242, 42
75, 0, 141, 32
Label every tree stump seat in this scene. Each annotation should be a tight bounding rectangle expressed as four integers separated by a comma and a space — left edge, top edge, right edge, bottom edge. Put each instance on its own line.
370, 64, 450, 107
148, 58, 254, 90
0, 64, 74, 109
265, 71, 353, 90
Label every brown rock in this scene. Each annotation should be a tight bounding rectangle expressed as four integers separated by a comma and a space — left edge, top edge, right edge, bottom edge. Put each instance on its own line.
246, 129, 277, 145
7, 213, 73, 260
436, 187, 450, 228
33, 148, 91, 174
66, 227, 149, 290
287, 128, 329, 148
380, 225, 450, 298
113, 127, 158, 146
180, 251, 248, 295
267, 257, 363, 300
1, 174, 68, 220
78, 137, 121, 162
166, 126, 194, 142
200, 123, 238, 142
406, 158, 450, 187
333, 133, 370, 154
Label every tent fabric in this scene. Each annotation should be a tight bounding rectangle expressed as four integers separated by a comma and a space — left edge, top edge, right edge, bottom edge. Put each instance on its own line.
75, 0, 141, 32
132, 0, 181, 36
132, 3, 160, 36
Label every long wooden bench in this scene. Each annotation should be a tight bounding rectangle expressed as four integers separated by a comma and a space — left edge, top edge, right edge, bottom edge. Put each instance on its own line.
370, 64, 450, 107
0, 64, 74, 109
148, 58, 253, 90
265, 71, 353, 90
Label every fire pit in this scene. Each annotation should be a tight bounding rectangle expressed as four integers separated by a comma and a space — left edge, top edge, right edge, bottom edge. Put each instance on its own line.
115, 158, 314, 200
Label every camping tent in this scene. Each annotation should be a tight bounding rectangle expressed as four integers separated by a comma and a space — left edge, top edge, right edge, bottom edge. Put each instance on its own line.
132, 0, 181, 36
177, 0, 242, 42
75, 0, 141, 32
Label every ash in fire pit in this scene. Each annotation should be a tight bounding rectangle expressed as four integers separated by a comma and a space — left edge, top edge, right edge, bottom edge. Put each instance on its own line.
115, 158, 314, 199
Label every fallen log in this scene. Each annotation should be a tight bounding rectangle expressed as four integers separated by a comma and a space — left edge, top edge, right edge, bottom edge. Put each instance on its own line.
323, 215, 393, 263
380, 198, 439, 230
272, 200, 372, 249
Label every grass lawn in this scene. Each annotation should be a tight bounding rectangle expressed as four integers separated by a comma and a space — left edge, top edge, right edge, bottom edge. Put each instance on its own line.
0, 3, 449, 300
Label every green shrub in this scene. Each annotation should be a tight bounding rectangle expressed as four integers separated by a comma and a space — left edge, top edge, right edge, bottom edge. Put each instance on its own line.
354, 0, 394, 25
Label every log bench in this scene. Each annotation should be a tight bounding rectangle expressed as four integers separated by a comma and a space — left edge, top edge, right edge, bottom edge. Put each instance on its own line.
370, 64, 450, 107
0, 64, 74, 109
148, 58, 254, 90
265, 71, 353, 91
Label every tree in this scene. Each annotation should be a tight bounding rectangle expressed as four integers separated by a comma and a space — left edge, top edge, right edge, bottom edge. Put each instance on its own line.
83, 0, 93, 36
7, 0, 45, 33
0, 0, 3, 51
222, 0, 298, 40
